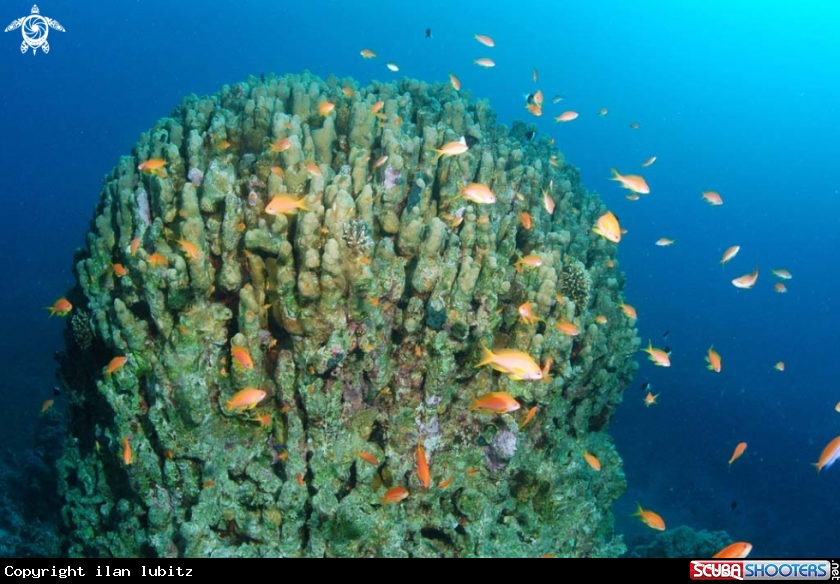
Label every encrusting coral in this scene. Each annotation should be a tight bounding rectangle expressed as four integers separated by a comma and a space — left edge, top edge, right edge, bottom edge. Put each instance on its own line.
54, 72, 638, 558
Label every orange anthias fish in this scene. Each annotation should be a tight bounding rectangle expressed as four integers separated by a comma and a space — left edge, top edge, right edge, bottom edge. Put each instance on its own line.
112, 263, 128, 278
702, 191, 723, 205
515, 254, 543, 272
317, 101, 335, 116
555, 111, 579, 122
474, 34, 495, 47
386, 62, 399, 72
518, 302, 543, 326
356, 451, 379, 465
641, 156, 657, 167
774, 361, 785, 372
593, 211, 622, 243
633, 503, 665, 530
438, 476, 454, 489
269, 138, 292, 153
370, 101, 385, 114
225, 387, 267, 413
265, 194, 312, 215
620, 303, 637, 319
720, 245, 740, 266
40, 399, 54, 414
130, 236, 141, 256
729, 442, 747, 468
813, 435, 840, 474
474, 58, 496, 68
643, 340, 671, 367
774, 283, 787, 294
106, 356, 128, 376
360, 48, 377, 59
644, 392, 660, 407
449, 73, 461, 91
470, 391, 522, 413
382, 486, 409, 504
520, 212, 533, 230
432, 137, 469, 161
543, 189, 555, 215
459, 183, 496, 204
595, 315, 608, 325
147, 252, 168, 267
45, 297, 73, 317
610, 168, 650, 194
416, 444, 430, 488
177, 239, 199, 260
520, 406, 538, 429
231, 345, 254, 370
137, 158, 167, 177
772, 269, 792, 280
305, 162, 322, 177
583, 450, 601, 471
706, 346, 722, 373
122, 437, 133, 466
835, 401, 840, 414
713, 542, 752, 559
655, 238, 675, 247
526, 103, 542, 117
555, 319, 580, 337
732, 268, 758, 289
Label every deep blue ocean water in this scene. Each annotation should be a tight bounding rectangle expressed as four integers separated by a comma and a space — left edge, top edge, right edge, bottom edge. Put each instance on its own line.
0, 0, 838, 558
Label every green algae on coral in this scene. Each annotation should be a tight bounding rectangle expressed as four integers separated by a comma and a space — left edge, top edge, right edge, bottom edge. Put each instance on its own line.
55, 72, 638, 558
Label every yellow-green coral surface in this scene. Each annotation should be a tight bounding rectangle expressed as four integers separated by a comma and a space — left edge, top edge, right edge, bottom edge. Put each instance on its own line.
56, 72, 639, 558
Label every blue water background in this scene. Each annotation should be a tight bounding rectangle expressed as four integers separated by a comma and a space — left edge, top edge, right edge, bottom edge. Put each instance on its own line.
0, 0, 837, 557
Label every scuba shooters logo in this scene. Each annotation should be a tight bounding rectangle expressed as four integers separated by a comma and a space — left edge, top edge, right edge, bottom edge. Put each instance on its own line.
690, 560, 836, 581
4, 5, 64, 55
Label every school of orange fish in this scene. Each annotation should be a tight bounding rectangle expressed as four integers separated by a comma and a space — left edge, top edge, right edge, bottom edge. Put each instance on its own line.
40, 30, 840, 558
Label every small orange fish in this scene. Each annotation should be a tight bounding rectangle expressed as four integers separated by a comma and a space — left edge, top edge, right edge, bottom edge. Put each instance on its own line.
438, 476, 453, 489
732, 268, 758, 289
356, 451, 379, 465
106, 356, 128, 376
702, 191, 723, 205
432, 137, 469, 161
253, 414, 272, 427
599, 107, 609, 116
202, 480, 216, 488
720, 245, 740, 266
112, 263, 128, 277
626, 194, 640, 201
641, 156, 657, 167
147, 252, 168, 267
373, 155, 388, 168
643, 340, 671, 367
595, 315, 608, 325
177, 239, 199, 260
40, 399, 54, 414
772, 269, 792, 280
774, 361, 785, 372
555, 111, 578, 122
317, 101, 335, 116
620, 303, 637, 319
231, 345, 253, 369
296, 472, 304, 486
655, 238, 675, 247
130, 237, 141, 256
305, 161, 322, 177
122, 436, 133, 466
644, 392, 660, 407
224, 387, 267, 413
593, 211, 621, 243
728, 442, 747, 467
449, 73, 461, 91
610, 168, 650, 194
520, 212, 532, 230
515, 254, 543, 272
45, 297, 73, 317
474, 58, 496, 68
459, 183, 496, 205
835, 401, 840, 414
543, 189, 555, 215
270, 166, 284, 177
813, 436, 840, 474
269, 138, 292, 153
583, 450, 601, 471
416, 444, 430, 489
218, 140, 231, 150
470, 391, 521, 413
633, 503, 665, 530
526, 103, 542, 117
520, 406, 537, 429
474, 34, 495, 47
137, 158, 167, 177
713, 542, 753, 559
706, 346, 721, 373
382, 486, 409, 504
360, 48, 377, 58
606, 259, 615, 268
774, 282, 787, 294
518, 301, 543, 326
465, 468, 482, 475
370, 100, 385, 114
265, 194, 312, 215
341, 87, 354, 98
555, 319, 580, 336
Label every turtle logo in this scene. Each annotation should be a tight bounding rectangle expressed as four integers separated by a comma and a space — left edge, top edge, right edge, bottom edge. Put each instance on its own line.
4, 5, 64, 55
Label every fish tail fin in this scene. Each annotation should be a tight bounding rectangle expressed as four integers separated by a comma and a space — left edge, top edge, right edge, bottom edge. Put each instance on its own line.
433, 149, 444, 163
609, 168, 620, 180
44, 306, 55, 317
477, 340, 495, 367
541, 358, 552, 384
813, 462, 821, 476
631, 502, 643, 517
